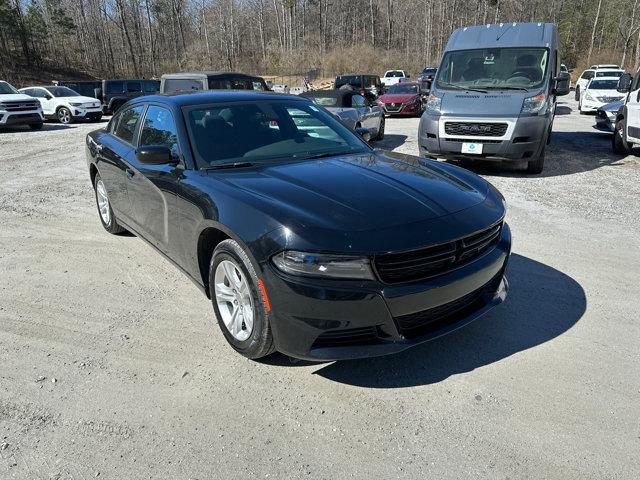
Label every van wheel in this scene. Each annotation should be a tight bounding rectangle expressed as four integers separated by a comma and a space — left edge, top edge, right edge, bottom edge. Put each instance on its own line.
209, 239, 275, 360
526, 146, 545, 174
613, 119, 631, 154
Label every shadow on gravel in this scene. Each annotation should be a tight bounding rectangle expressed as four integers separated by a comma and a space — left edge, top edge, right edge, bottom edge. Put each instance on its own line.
455, 131, 625, 178
555, 105, 572, 115
374, 134, 407, 151
313, 254, 586, 388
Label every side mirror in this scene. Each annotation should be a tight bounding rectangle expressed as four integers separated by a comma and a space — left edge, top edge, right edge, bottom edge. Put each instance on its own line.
135, 145, 178, 165
44, 94, 52, 100
554, 72, 571, 96
94, 88, 102, 99
617, 73, 633, 93
355, 127, 371, 142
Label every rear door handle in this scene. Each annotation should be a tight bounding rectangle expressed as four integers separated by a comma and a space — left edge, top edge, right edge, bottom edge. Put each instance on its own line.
125, 168, 135, 179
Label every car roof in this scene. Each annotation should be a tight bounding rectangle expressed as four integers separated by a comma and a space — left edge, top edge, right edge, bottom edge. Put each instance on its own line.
161, 71, 262, 79
127, 90, 308, 107
445, 22, 556, 51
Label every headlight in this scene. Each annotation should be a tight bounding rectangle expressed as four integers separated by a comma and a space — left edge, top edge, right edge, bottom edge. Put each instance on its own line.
584, 92, 595, 102
272, 251, 375, 280
426, 94, 441, 113
70, 102, 83, 107
520, 92, 546, 114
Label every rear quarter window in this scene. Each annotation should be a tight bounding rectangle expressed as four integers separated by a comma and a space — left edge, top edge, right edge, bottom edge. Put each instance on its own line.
164, 78, 202, 93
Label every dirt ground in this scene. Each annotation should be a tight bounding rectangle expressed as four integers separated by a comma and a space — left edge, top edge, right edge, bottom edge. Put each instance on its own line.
1, 96, 639, 480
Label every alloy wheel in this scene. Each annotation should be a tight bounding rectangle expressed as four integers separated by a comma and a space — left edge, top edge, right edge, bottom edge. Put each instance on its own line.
95, 180, 111, 225
58, 108, 71, 124
214, 260, 254, 341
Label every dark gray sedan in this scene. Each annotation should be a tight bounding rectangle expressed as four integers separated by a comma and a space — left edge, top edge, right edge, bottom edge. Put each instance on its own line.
301, 89, 385, 140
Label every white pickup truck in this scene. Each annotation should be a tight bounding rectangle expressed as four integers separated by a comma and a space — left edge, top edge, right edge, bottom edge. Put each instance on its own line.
0, 80, 44, 130
381, 70, 408, 88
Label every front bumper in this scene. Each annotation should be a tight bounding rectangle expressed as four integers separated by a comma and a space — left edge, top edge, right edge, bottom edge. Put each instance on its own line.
263, 223, 511, 360
418, 113, 548, 162
72, 106, 103, 120
0, 111, 44, 126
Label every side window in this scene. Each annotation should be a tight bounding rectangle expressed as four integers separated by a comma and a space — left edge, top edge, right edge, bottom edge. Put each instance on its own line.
351, 95, 366, 108
581, 71, 594, 80
139, 106, 179, 156
113, 106, 144, 144
143, 81, 159, 93
165, 78, 202, 93
106, 81, 124, 94
22, 88, 33, 96
127, 81, 142, 93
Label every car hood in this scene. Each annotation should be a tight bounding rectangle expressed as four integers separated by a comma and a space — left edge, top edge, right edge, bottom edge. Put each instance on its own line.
439, 90, 527, 116
599, 99, 625, 112
211, 151, 489, 233
1, 93, 38, 103
586, 89, 624, 100
379, 93, 418, 103
64, 95, 100, 104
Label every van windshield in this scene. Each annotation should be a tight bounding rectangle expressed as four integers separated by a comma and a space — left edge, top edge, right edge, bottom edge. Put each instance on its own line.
436, 47, 549, 90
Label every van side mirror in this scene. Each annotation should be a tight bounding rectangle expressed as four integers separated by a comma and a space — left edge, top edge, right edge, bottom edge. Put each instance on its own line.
618, 73, 633, 93
554, 72, 571, 96
135, 145, 178, 165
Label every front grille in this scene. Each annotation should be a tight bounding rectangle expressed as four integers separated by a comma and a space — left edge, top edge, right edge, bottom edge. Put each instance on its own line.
312, 326, 379, 348
385, 102, 403, 112
394, 273, 502, 338
444, 122, 508, 137
374, 222, 502, 284
442, 138, 503, 144
0, 101, 40, 112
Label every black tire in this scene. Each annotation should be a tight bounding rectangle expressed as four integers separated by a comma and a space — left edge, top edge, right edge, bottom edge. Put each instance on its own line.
209, 239, 275, 359
29, 122, 43, 130
57, 107, 73, 124
574, 86, 580, 101
613, 119, 631, 154
374, 116, 385, 140
526, 145, 545, 174
93, 173, 126, 234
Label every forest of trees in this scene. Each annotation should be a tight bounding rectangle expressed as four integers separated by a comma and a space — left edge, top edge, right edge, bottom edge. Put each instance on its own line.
1, 0, 639, 83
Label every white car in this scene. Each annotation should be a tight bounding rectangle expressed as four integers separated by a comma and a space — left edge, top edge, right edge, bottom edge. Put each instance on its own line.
575, 67, 624, 100
381, 70, 408, 88
19, 85, 102, 124
0, 80, 44, 130
579, 77, 625, 113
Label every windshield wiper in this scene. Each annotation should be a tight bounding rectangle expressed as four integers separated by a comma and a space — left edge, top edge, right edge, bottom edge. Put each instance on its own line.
295, 151, 359, 160
438, 82, 488, 94
485, 86, 529, 92
205, 161, 254, 170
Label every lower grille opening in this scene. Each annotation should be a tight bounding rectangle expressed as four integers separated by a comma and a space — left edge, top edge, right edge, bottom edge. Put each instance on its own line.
512, 136, 530, 144
312, 326, 379, 349
394, 273, 502, 339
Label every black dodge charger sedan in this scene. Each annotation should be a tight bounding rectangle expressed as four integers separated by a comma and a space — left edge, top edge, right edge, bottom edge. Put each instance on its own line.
86, 91, 510, 361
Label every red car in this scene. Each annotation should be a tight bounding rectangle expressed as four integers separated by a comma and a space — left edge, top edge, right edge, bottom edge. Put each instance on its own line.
377, 82, 425, 117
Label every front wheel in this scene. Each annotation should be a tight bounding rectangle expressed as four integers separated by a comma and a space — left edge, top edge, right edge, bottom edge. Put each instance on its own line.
613, 119, 631, 154
209, 239, 275, 359
57, 107, 73, 124
526, 145, 545, 174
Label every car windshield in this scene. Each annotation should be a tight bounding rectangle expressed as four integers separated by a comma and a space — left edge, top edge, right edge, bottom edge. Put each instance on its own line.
595, 71, 623, 78
0, 81, 19, 94
185, 100, 369, 168
48, 86, 80, 97
436, 47, 549, 89
385, 71, 404, 77
588, 79, 619, 90
387, 84, 419, 94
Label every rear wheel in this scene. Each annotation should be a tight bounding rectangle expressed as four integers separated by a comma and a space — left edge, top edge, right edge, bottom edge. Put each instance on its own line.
93, 173, 126, 234
613, 119, 631, 154
209, 239, 275, 359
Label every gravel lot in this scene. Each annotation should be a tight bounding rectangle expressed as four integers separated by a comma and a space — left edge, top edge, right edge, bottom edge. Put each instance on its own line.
1, 96, 639, 480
